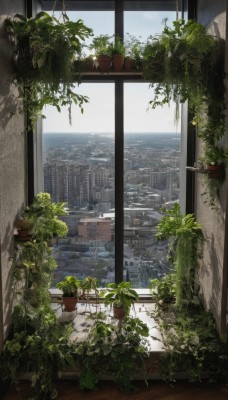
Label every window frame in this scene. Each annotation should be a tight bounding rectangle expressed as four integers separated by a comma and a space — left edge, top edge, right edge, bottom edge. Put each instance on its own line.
31, 0, 195, 284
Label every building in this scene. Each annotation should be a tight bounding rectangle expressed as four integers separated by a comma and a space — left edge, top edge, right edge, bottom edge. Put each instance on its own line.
78, 217, 112, 241
0, 1, 228, 397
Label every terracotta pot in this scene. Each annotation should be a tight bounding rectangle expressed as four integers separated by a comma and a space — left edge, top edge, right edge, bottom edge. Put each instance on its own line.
124, 57, 133, 72
113, 305, 126, 320
97, 55, 112, 72
112, 54, 124, 72
17, 230, 31, 241
83, 57, 94, 71
63, 297, 77, 312
207, 164, 224, 179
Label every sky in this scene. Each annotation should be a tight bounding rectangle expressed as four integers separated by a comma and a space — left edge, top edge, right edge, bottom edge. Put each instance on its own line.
43, 10, 181, 134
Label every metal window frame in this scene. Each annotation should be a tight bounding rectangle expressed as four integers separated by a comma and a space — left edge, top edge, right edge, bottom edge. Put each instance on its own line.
30, 0, 192, 283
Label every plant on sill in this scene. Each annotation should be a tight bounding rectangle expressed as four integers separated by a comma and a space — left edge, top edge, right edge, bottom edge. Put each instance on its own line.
56, 275, 82, 312
4, 11, 93, 129
124, 32, 144, 70
110, 35, 125, 71
80, 276, 100, 312
100, 281, 139, 320
149, 272, 176, 309
155, 203, 203, 307
89, 34, 112, 72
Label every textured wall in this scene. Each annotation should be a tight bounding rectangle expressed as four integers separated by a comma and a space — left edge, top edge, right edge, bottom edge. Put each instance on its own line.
0, 1, 27, 350
195, 0, 228, 335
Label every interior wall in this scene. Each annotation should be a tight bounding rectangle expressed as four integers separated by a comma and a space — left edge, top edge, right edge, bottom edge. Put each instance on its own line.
0, 0, 27, 351
195, 0, 228, 336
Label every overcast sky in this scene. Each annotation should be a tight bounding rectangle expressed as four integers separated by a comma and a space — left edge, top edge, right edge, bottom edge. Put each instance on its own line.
43, 10, 181, 134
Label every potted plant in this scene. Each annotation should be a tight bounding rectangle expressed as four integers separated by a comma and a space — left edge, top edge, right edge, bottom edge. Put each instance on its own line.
14, 216, 33, 240
56, 275, 81, 311
124, 33, 143, 71
201, 145, 228, 178
110, 35, 125, 72
89, 34, 112, 72
23, 192, 68, 242
100, 281, 139, 319
4, 11, 93, 128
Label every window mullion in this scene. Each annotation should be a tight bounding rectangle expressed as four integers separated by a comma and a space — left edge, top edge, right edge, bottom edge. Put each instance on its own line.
115, 79, 124, 283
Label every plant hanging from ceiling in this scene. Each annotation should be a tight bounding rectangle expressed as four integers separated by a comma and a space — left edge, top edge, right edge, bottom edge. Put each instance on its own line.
143, 19, 226, 188
4, 11, 93, 129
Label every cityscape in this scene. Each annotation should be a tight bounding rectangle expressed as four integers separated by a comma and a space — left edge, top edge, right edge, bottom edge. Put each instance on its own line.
43, 132, 181, 288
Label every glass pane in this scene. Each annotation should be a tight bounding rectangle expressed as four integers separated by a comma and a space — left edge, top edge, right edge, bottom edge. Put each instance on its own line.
124, 83, 181, 288
123, 9, 180, 288
124, 10, 177, 40
43, 83, 115, 287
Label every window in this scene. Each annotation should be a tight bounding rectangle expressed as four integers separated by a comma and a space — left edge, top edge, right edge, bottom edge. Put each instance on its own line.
40, 0, 185, 288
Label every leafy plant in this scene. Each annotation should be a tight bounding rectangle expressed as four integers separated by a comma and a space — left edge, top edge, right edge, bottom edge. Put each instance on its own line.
100, 281, 139, 315
149, 273, 176, 307
80, 276, 100, 312
155, 204, 203, 307
89, 34, 112, 57
56, 275, 81, 297
201, 145, 228, 166
153, 304, 228, 383
74, 314, 150, 392
110, 34, 125, 56
0, 317, 75, 399
4, 11, 93, 128
124, 32, 144, 69
23, 192, 68, 241
143, 18, 225, 186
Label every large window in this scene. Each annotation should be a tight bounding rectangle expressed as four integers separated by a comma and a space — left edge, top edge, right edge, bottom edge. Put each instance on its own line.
40, 0, 184, 288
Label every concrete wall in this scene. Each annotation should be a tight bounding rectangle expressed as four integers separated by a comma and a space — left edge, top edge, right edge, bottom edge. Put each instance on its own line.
195, 0, 228, 335
0, 1, 27, 350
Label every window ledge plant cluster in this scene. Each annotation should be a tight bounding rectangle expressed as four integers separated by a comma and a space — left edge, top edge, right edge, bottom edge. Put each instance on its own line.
1, 199, 228, 398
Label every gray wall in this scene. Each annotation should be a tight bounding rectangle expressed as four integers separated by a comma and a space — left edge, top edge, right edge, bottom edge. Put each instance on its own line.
0, 1, 27, 350
195, 0, 228, 335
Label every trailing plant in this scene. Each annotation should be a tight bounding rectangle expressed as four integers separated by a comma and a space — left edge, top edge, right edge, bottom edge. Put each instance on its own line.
155, 204, 203, 307
74, 314, 150, 391
14, 240, 57, 291
143, 18, 226, 190
200, 144, 228, 167
152, 304, 228, 383
4, 11, 93, 128
144, 19, 223, 121
23, 192, 68, 241
0, 306, 75, 400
